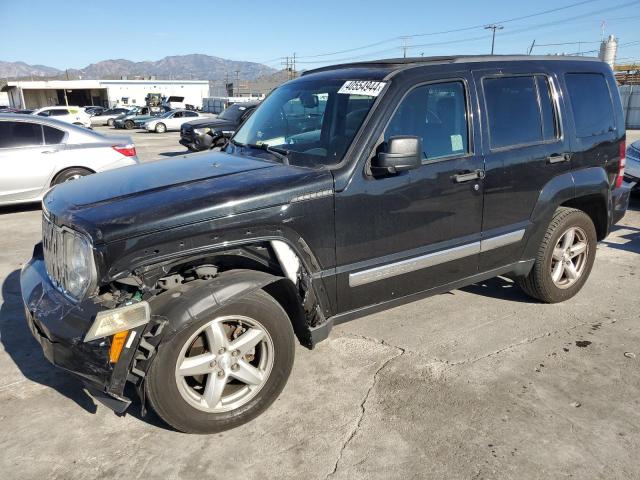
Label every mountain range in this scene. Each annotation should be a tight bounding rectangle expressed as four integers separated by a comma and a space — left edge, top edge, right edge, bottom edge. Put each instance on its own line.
0, 54, 277, 81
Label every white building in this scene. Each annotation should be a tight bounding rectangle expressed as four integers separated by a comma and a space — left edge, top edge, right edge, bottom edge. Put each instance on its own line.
2, 79, 210, 109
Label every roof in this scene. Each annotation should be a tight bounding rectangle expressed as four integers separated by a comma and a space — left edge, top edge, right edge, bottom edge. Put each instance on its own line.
301, 54, 603, 76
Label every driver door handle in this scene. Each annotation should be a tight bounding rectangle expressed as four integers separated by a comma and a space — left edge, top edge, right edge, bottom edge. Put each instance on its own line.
547, 153, 571, 164
454, 169, 485, 183
41, 150, 59, 154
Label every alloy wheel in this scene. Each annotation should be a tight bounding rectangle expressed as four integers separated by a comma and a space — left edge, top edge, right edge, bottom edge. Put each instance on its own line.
174, 315, 274, 413
550, 226, 589, 289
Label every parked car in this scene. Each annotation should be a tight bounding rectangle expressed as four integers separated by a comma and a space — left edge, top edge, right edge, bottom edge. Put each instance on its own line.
90, 107, 132, 127
180, 102, 258, 151
625, 140, 640, 188
85, 106, 105, 116
20, 56, 629, 434
144, 109, 201, 133
114, 106, 171, 130
0, 113, 138, 206
32, 106, 92, 128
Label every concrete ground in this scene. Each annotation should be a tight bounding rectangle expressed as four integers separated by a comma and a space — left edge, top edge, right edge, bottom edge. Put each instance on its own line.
0, 128, 638, 479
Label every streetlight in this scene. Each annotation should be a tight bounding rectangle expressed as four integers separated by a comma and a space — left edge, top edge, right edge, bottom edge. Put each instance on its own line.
484, 24, 504, 55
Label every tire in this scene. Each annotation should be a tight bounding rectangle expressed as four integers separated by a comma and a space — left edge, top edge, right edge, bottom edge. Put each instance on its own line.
517, 207, 597, 303
107, 118, 115, 126
51, 167, 93, 185
124, 120, 135, 130
155, 122, 166, 133
145, 289, 295, 434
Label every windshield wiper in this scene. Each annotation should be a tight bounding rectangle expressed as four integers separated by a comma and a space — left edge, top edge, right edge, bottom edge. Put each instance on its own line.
246, 143, 290, 165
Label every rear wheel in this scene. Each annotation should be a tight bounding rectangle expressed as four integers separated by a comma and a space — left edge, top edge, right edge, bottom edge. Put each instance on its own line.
107, 118, 115, 126
145, 290, 295, 434
517, 207, 597, 303
52, 167, 93, 185
155, 122, 166, 133
124, 120, 135, 130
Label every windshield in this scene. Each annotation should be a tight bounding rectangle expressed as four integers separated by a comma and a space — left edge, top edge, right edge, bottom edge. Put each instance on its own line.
158, 110, 173, 119
218, 104, 248, 122
232, 78, 383, 167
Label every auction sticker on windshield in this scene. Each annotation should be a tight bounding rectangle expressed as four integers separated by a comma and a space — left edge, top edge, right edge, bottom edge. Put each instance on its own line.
338, 80, 386, 97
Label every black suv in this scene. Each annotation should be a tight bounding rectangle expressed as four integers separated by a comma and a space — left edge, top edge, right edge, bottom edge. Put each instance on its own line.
21, 56, 630, 434
179, 102, 258, 151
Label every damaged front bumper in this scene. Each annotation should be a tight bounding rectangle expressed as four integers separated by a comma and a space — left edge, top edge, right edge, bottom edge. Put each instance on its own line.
20, 243, 162, 413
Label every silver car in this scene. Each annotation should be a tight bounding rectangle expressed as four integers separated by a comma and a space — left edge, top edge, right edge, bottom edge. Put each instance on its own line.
0, 113, 139, 206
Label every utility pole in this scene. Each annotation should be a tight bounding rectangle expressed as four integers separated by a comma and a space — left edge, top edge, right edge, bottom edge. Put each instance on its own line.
234, 70, 240, 96
528, 39, 536, 55
292, 52, 296, 79
400, 36, 411, 58
484, 24, 503, 55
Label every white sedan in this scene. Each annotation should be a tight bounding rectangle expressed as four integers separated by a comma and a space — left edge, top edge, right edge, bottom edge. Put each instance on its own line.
144, 109, 201, 133
32, 106, 92, 128
0, 113, 139, 206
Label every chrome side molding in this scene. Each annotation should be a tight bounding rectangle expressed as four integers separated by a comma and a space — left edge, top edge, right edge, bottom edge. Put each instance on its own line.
349, 229, 525, 287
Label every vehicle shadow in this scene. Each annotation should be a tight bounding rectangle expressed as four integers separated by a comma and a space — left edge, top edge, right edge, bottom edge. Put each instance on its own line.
0, 269, 98, 413
0, 202, 41, 215
459, 276, 536, 303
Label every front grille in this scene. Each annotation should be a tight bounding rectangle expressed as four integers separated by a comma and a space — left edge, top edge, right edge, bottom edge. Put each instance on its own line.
42, 212, 65, 290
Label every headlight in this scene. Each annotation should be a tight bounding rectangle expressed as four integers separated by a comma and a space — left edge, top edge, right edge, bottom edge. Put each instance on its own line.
194, 127, 211, 135
63, 230, 95, 299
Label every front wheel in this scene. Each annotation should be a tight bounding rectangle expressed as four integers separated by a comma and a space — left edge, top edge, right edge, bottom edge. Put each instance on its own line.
155, 122, 166, 133
124, 120, 135, 130
107, 118, 115, 126
517, 207, 597, 303
145, 290, 295, 434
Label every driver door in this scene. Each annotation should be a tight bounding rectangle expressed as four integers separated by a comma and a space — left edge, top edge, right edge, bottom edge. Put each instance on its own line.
334, 74, 485, 313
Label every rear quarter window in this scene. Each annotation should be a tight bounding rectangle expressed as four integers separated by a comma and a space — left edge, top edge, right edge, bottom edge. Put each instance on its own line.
564, 73, 614, 138
43, 125, 65, 144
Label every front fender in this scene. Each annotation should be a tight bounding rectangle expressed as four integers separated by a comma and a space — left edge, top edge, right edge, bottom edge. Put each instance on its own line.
147, 269, 284, 337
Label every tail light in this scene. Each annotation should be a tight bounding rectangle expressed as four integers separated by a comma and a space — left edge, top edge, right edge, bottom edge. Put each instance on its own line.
112, 143, 136, 157
615, 140, 626, 188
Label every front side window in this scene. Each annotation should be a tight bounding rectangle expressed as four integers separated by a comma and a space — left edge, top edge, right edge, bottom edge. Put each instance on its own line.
384, 81, 469, 160
50, 109, 68, 116
564, 73, 614, 138
233, 78, 380, 167
0, 121, 43, 148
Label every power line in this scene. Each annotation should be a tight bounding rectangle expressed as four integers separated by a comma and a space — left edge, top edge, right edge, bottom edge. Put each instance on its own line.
294, 0, 603, 60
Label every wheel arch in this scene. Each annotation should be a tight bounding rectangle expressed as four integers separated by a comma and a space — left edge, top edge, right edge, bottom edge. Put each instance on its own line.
50, 166, 96, 186
521, 167, 610, 261
147, 269, 312, 347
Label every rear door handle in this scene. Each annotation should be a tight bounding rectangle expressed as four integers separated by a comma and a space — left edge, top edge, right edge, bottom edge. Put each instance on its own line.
41, 150, 59, 154
454, 169, 485, 183
547, 153, 570, 164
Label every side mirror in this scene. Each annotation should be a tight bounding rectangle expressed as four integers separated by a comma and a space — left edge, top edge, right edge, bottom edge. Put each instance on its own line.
371, 136, 422, 175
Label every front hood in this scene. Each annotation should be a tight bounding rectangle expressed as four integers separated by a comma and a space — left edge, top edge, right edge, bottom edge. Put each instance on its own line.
44, 151, 333, 243
183, 118, 234, 130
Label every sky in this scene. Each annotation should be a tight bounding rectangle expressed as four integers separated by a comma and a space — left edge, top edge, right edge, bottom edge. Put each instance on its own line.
1, 0, 639, 70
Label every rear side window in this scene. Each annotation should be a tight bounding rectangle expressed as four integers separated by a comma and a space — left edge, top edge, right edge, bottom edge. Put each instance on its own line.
484, 76, 543, 149
0, 121, 43, 148
564, 73, 614, 138
50, 109, 68, 116
537, 76, 559, 141
43, 125, 65, 144
384, 81, 469, 160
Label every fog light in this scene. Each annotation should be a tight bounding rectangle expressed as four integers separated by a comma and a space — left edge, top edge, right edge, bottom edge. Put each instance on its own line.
84, 301, 150, 342
109, 330, 129, 363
